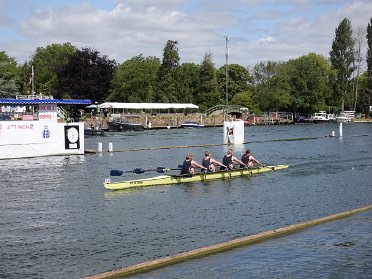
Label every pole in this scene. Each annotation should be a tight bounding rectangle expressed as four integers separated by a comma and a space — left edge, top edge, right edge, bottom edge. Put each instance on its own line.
225, 36, 229, 107
31, 65, 35, 96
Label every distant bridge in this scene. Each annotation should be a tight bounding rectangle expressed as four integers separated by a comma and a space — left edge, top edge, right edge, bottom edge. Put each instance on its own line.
205, 105, 249, 115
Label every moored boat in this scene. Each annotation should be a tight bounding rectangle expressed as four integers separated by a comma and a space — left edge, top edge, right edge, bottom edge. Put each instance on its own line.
104, 164, 289, 190
336, 111, 354, 123
108, 120, 145, 132
309, 111, 329, 123
181, 121, 204, 128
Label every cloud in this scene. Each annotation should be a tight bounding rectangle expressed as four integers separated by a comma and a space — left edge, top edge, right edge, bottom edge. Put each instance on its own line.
0, 0, 371, 68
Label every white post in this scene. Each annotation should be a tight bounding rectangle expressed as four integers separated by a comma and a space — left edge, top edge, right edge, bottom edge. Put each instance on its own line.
339, 122, 343, 138
98, 142, 103, 153
108, 142, 113, 152
331, 131, 335, 137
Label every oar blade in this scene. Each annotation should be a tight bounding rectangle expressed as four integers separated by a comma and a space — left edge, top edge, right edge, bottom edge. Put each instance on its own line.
156, 167, 166, 173
110, 170, 124, 176
133, 168, 145, 174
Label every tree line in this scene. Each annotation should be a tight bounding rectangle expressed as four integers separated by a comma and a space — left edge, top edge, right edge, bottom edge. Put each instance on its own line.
1, 17, 371, 115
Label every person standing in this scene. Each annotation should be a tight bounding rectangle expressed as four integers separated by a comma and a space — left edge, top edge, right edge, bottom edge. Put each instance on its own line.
180, 153, 207, 175
240, 149, 264, 168
220, 149, 245, 170
202, 150, 226, 172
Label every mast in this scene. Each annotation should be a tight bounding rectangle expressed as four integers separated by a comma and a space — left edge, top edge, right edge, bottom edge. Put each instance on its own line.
225, 36, 229, 106
31, 65, 35, 96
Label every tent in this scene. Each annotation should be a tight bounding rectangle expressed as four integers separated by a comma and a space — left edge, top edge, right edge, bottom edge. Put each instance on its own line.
98, 102, 198, 114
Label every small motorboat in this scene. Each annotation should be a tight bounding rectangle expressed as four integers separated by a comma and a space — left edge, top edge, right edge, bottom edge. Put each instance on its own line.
309, 111, 329, 123
181, 121, 204, 128
108, 121, 145, 132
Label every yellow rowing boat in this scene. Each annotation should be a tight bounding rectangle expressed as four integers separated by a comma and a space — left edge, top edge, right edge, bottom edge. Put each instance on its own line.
104, 164, 289, 190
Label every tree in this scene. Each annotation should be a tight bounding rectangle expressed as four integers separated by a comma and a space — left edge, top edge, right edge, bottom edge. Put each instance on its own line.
251, 61, 290, 112
30, 43, 76, 96
366, 17, 372, 114
330, 18, 355, 111
352, 27, 365, 111
230, 91, 258, 113
176, 63, 201, 103
56, 47, 116, 102
154, 40, 180, 102
197, 52, 222, 111
107, 55, 160, 102
287, 53, 333, 114
216, 64, 251, 102
0, 51, 19, 97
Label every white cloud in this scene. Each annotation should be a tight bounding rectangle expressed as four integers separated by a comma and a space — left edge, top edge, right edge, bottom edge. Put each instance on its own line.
0, 0, 371, 67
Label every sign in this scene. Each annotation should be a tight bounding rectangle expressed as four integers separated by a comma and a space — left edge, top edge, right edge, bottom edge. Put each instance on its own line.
22, 114, 34, 121
64, 125, 80, 149
39, 104, 57, 121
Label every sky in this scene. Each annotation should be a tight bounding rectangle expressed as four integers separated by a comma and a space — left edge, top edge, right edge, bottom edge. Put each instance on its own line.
0, 0, 371, 68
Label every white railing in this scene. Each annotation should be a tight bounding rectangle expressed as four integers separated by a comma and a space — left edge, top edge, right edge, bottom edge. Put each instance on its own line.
16, 94, 54, 100
57, 106, 68, 120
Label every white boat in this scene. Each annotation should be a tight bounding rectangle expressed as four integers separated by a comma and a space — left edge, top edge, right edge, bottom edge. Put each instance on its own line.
309, 111, 329, 123
336, 111, 354, 123
181, 121, 204, 128
0, 95, 91, 159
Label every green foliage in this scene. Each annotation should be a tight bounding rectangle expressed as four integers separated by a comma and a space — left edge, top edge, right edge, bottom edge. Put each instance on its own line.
154, 40, 180, 102
366, 17, 372, 104
197, 52, 222, 111
108, 55, 160, 102
216, 64, 251, 102
230, 91, 258, 113
287, 53, 333, 114
30, 43, 76, 95
56, 47, 116, 102
330, 18, 355, 110
0, 51, 19, 97
251, 61, 290, 112
4, 17, 371, 113
178, 63, 201, 103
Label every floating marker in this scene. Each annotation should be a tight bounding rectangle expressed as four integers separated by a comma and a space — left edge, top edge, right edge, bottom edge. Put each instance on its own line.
98, 142, 103, 153
108, 142, 113, 152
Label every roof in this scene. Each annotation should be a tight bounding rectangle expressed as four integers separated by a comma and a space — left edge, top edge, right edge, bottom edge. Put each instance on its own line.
0, 98, 92, 105
98, 102, 199, 110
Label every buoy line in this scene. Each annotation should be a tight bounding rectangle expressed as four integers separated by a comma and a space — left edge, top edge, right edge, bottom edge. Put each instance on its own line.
108, 137, 319, 153
84, 204, 372, 279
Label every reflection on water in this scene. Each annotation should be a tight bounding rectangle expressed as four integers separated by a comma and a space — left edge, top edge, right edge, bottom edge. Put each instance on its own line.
1, 123, 371, 279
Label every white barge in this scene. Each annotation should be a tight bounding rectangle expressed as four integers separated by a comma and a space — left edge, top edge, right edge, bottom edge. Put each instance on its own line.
0, 96, 91, 159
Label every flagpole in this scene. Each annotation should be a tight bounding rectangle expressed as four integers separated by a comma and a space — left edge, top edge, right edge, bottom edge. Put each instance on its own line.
31, 65, 35, 96
225, 36, 229, 106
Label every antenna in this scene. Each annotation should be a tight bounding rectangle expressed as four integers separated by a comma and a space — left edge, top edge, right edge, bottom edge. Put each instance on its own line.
225, 36, 229, 106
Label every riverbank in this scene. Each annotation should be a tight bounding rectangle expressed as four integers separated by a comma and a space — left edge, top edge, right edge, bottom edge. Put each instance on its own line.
84, 113, 296, 130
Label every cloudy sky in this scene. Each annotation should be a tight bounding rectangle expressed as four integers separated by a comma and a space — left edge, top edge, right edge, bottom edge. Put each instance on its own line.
0, 0, 371, 67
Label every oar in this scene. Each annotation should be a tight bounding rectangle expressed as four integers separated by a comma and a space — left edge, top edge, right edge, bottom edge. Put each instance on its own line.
110, 167, 180, 176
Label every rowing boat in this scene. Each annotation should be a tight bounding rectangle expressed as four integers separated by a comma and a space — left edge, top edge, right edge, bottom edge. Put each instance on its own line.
104, 164, 289, 190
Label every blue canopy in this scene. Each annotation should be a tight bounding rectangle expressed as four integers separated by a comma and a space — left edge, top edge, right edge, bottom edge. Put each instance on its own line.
0, 99, 92, 105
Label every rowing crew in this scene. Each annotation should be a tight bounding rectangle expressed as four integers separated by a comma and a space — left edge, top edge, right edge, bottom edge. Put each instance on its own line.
180, 149, 264, 175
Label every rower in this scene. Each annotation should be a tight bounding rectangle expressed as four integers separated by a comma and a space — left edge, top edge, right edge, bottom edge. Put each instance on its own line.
240, 149, 264, 168
180, 153, 207, 175
202, 150, 226, 172
220, 149, 245, 170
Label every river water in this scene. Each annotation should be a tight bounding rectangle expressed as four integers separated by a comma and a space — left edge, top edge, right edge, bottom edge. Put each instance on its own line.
1, 123, 371, 278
